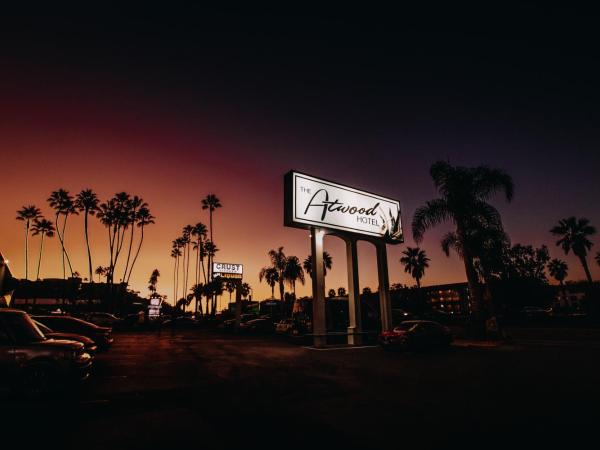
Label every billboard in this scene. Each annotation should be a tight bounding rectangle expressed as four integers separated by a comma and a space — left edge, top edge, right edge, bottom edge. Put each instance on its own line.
284, 171, 403, 243
213, 262, 243, 280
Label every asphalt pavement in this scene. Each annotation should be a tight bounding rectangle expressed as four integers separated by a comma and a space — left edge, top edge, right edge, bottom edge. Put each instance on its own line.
3, 329, 599, 450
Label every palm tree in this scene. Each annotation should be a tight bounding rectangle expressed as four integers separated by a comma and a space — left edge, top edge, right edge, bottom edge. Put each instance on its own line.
551, 217, 596, 284
225, 281, 236, 302
412, 161, 514, 315
240, 282, 251, 300
171, 244, 182, 306
191, 283, 205, 315
125, 206, 155, 285
94, 266, 107, 282
201, 194, 222, 279
264, 247, 287, 302
48, 189, 78, 279
148, 269, 160, 294
303, 251, 333, 278
400, 247, 430, 288
181, 225, 194, 297
548, 257, 568, 292
31, 218, 55, 280
284, 256, 305, 298
122, 196, 146, 282
192, 222, 208, 284
16, 205, 42, 279
259, 266, 279, 298
75, 189, 99, 282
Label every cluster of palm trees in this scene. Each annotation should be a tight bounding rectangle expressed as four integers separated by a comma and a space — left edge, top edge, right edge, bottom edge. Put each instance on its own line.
169, 194, 248, 314
407, 161, 598, 320
259, 247, 333, 304
16, 189, 154, 290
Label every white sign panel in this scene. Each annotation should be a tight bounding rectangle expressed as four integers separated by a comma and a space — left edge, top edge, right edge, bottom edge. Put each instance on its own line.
212, 262, 243, 276
285, 171, 403, 243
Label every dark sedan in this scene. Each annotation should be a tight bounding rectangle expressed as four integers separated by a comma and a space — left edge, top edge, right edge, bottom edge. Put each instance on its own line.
33, 320, 98, 356
34, 315, 114, 351
379, 320, 452, 351
1, 309, 92, 395
239, 317, 274, 334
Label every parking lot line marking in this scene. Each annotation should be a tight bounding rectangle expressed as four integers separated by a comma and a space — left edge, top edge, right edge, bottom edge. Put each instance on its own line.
302, 345, 378, 351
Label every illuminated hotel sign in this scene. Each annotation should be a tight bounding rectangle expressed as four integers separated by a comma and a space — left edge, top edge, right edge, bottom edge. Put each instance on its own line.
213, 262, 243, 280
284, 171, 403, 243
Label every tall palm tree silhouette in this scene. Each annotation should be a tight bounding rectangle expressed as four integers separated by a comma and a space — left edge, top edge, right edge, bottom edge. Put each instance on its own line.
551, 217, 596, 284
122, 196, 146, 283
126, 206, 155, 285
31, 218, 54, 280
48, 189, 78, 279
303, 251, 333, 278
75, 189, 99, 282
181, 225, 194, 298
400, 247, 430, 288
412, 161, 514, 316
284, 256, 305, 298
259, 266, 279, 298
192, 223, 208, 285
171, 243, 182, 306
201, 194, 222, 278
16, 205, 41, 280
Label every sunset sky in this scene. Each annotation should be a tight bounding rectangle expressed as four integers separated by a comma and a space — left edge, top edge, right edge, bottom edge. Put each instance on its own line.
2, 5, 599, 304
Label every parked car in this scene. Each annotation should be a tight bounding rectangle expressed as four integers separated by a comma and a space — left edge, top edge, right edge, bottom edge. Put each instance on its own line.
162, 316, 199, 328
34, 315, 113, 351
275, 318, 296, 335
240, 317, 274, 333
222, 314, 257, 330
81, 312, 123, 328
379, 320, 452, 351
33, 320, 98, 356
0, 309, 92, 395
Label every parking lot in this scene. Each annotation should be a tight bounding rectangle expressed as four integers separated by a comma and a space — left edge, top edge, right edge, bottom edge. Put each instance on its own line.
3, 329, 600, 450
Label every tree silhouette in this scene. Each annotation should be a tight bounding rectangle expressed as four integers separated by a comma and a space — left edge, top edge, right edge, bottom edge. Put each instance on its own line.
551, 217, 596, 284
284, 255, 305, 301
412, 161, 514, 317
259, 266, 279, 299
303, 251, 333, 278
31, 218, 54, 280
201, 194, 222, 278
48, 189, 78, 279
75, 189, 99, 282
126, 205, 155, 285
148, 269, 160, 294
16, 205, 41, 279
548, 258, 568, 303
122, 196, 146, 283
400, 247, 430, 288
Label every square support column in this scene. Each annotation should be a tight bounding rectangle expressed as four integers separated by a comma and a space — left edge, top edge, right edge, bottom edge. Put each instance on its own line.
310, 228, 327, 348
346, 237, 362, 345
376, 242, 393, 332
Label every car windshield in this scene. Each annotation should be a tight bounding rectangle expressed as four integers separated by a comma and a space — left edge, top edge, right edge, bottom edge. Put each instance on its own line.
5, 313, 46, 343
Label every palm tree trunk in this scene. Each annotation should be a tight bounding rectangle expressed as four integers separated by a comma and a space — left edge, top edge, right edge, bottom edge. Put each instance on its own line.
36, 232, 45, 280
416, 277, 421, 289
126, 225, 145, 285
579, 254, 594, 284
55, 212, 66, 279
84, 211, 93, 282
123, 221, 135, 282
62, 214, 75, 277
24, 220, 30, 279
